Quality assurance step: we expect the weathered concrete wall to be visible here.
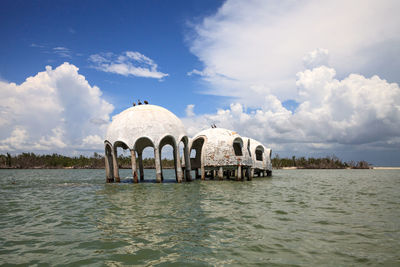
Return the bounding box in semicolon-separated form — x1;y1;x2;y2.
190;128;252;167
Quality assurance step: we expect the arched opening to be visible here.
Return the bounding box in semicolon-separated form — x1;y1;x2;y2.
190;137;205;179
104;142;114;182
255;145;264;161
179;136;191;181
114;141;130;181
134;137;155;182
233;137;243;156
159;135;178;182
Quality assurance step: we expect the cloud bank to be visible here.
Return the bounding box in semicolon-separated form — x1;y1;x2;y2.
186;0;400;163
89;51;168;80
188;0;400;104
183;67;400;157
0;63;114;154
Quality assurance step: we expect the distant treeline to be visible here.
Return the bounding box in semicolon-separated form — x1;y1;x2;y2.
272;155;370;169
0;152;174;169
0;152;370;169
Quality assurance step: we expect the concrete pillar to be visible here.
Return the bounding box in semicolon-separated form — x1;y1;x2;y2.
138;152;144;181
159;150;164;181
154;147;162;183
184;143;192;181
201;164;205;180
173;147;178;180
105;146;113;183
112;146;120;182
247;167;252;181
130;149;138;183
218;167;223;180
250;168;254;180
211;170;216;180
175;146;183;183
237;165;242;181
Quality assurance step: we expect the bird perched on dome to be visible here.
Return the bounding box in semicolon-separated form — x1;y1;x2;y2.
138;99;142;105
144;100;149;104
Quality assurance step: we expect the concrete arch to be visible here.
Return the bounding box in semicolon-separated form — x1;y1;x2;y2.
159;134;177;149
190;135;207;180
111;140;130;182
134;136;155;154
159;134;182;183
132;137;156;182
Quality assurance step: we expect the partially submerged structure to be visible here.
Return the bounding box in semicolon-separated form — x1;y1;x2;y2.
189;128;253;180
104;105;272;183
104;104;191;183
244;137;272;177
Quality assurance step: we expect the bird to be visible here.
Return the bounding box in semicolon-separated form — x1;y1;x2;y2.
144;100;149;104
138;99;142;105
213;124;217;128
133;102;136;106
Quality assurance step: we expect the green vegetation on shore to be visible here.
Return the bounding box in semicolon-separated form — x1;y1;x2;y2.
0;152;370;169
0;152;174;169
272;155;370;169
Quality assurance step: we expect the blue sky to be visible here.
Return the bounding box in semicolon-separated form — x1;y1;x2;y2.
0;0;223;116
1;0;400;165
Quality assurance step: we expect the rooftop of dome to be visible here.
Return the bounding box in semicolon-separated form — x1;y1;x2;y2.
105;104;186;149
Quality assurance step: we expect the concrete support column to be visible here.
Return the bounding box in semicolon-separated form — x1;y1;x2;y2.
175;146;183;183
237;165;242;181
112;146;120;182
154;147;162;183
130;149;138;183
211;170;216;180
218;167;224;180
159;150;164;181
250;168;254;180
184;144;192;181
105;146;113;183
173;147;178;180
247;167;252;181
138;152;144;181
201;164;205;180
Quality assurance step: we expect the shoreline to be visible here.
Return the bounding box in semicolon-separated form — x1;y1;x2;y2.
2;166;399;170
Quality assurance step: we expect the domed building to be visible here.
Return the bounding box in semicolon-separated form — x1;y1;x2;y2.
243;137;272;177
104;104;191;183
189;128;253;180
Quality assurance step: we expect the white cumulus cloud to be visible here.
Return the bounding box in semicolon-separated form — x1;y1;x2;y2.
185;0;400;163
0;63;114;154
182;66;400;158
189;0;400;105
89;51;168;80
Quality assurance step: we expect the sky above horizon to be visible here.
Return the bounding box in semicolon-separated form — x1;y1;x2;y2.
1;0;400;166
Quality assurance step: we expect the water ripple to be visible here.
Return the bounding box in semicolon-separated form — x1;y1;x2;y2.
0;169;400;266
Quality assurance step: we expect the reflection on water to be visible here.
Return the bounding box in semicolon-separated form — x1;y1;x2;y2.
0;169;400;266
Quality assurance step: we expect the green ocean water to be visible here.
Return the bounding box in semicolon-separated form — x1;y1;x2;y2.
0;169;399;266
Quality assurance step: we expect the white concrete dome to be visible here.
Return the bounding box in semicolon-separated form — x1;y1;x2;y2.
105;104;186;150
243;137;269;170
190;128;252;167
